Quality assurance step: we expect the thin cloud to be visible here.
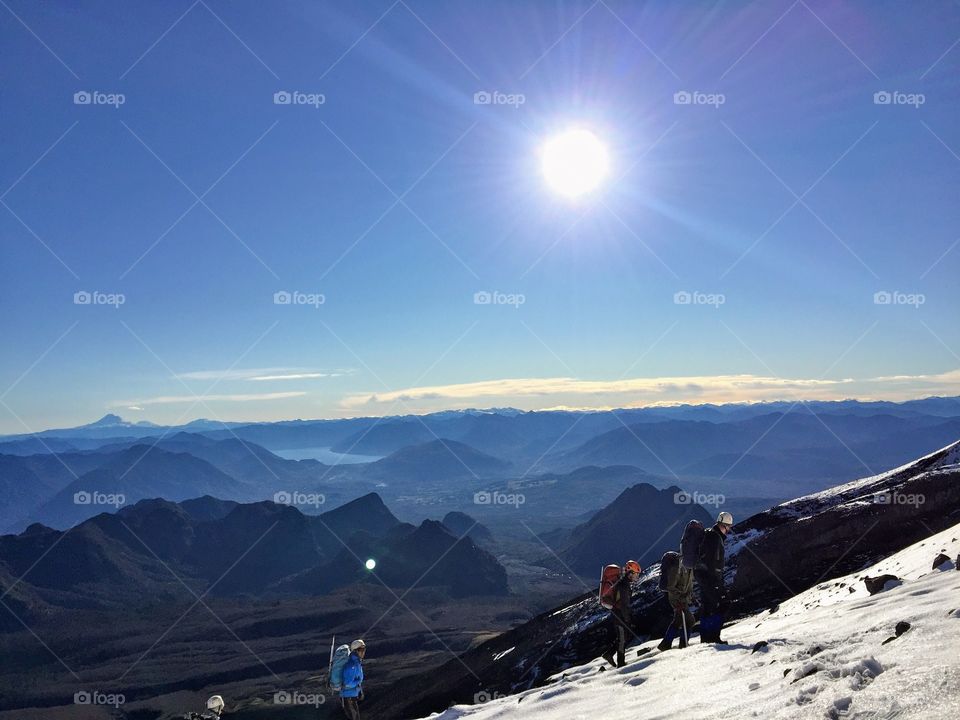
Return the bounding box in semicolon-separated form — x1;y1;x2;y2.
176;368;352;382
249;372;340;381
113;391;307;407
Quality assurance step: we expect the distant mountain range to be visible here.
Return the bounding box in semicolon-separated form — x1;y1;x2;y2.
3;397;960;540
6;395;959;450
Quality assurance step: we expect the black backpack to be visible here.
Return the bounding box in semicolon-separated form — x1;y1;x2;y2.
658;551;680;591
679;520;705;570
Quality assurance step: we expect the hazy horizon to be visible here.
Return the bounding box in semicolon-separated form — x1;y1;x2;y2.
5;389;959;437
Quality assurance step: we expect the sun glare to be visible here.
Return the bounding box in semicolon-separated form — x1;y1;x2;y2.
540;128;610;198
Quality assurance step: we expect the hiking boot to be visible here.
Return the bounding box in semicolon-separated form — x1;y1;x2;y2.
657;638;672;651
601;651;617;667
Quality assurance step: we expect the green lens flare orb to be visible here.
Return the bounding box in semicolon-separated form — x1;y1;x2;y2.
365;558;376;570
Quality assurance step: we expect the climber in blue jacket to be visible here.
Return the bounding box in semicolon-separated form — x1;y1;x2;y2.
341;639;366;720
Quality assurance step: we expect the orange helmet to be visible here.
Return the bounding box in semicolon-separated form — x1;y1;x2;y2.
624;560;641;576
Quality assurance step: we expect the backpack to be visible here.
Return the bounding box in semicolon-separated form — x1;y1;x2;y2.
598;564;622;609
658;551;679;591
679;520;705;570
328;643;352;693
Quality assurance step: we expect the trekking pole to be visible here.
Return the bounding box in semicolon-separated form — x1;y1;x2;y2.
681;608;687;645
328;635;335;678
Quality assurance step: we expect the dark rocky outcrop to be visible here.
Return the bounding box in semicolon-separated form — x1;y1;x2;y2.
864;575;901;595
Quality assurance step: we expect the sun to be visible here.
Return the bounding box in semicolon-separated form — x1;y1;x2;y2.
540;128;610;198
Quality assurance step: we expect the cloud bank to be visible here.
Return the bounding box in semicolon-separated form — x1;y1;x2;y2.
340;369;960;413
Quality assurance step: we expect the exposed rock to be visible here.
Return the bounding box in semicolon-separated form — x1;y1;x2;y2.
896;621;911;636
933;553;951;569
864;574;900;595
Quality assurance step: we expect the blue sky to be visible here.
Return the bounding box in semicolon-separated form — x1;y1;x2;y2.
1;0;959;433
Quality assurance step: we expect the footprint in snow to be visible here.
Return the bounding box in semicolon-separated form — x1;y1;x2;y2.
826;695;853;720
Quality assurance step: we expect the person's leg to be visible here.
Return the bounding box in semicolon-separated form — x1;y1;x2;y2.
616;624;626;667
658;614;678;650
697;575;721;642
601;613;618;665
342;697;360;720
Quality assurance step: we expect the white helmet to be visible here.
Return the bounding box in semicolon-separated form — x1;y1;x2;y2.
717;511;734;526
206;695;225;713
350;638;366;652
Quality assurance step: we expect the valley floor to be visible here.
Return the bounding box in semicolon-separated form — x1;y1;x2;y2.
429;523;960;720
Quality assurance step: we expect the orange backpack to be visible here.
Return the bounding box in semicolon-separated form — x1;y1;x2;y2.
598;564;622;609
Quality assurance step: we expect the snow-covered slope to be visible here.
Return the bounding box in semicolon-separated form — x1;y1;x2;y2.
429;524;960;720
727;439;960;610
773;439;960;519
